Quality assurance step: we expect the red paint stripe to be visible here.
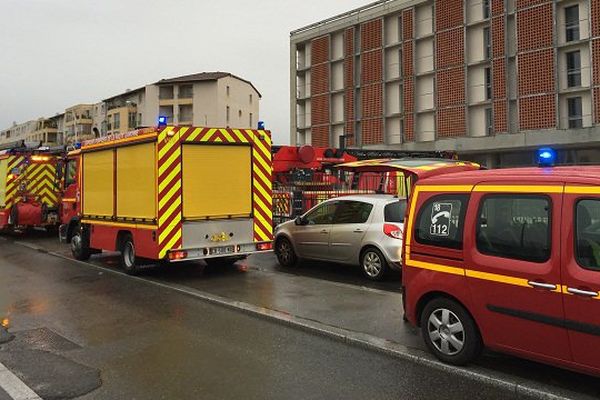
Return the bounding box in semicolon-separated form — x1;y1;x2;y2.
253;156;272;181
158;171;182;200
253;209;273;233
159;222;183;247
252;141;272;165
238;129;254;143
178;128;192;142
253;187;272;210
158;191;182;217
158;139;181;164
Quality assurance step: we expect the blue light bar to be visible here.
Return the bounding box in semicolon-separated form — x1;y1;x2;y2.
257;121;265;130
537;147;556;167
158;116;168;126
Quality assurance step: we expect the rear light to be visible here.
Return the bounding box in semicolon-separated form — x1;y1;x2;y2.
383;223;403;239
256;242;273;251
168;250;188;260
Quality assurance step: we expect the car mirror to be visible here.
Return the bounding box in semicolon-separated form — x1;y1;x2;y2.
295;216;305;226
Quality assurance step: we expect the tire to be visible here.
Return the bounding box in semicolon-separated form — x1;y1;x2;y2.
71;224;91;261
275;237;298;267
360;247;388;281
119;234;139;275
420;297;482;366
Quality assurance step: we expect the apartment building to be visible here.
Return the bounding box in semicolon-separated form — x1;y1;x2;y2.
0;71;261;146
290;0;600;167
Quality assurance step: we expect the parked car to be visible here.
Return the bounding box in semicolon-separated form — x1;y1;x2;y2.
274;195;406;280
403;162;600;377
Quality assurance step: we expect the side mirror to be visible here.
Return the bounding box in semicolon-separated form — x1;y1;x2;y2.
295;216;305;226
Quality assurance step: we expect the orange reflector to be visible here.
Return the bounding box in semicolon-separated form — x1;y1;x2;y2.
168;251;188;260
256;242;273;251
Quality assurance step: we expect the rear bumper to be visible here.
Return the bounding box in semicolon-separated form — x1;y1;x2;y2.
166;242;273;263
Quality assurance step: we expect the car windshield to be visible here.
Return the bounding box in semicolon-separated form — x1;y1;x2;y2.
384;200;407;223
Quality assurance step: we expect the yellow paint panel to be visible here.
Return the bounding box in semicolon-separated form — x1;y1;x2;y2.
0;159;6;207
83;150;114;217
117;143;157;220
182;145;252;219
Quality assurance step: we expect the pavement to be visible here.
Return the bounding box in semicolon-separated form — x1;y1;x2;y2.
2;231;600;399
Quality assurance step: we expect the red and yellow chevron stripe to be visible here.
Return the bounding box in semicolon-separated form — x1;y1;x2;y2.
156;126;273;259
26;162;58;206
4;156;25;208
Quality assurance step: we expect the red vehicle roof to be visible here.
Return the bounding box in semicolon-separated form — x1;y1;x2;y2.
420;166;600;186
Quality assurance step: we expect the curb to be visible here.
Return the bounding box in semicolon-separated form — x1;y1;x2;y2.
12;240;590;400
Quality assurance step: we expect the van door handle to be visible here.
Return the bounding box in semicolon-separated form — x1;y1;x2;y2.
567;287;599;297
528;281;557;290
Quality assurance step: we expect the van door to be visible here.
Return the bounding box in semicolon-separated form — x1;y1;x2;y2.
561;191;600;372
463;185;570;361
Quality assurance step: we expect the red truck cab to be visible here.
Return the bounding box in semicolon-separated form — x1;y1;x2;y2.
403;163;600;377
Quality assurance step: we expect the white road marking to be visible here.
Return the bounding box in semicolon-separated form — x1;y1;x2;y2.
0;362;42;400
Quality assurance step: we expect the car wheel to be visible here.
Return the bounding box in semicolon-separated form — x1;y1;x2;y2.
360;247;388;281
275;237;298;267
420;297;482;366
71;224;91;261
119;234;139;275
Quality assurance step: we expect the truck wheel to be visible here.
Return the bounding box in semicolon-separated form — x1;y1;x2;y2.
119;234;139;275
71;225;91;261
360;247;388;281
420;297;482;366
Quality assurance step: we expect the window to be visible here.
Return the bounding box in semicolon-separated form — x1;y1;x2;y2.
483;27;491;59
566;50;581;87
249;94;253;104
485;107;493;135
384;200;407;222
565;5;580;42
179;84;193;99
304;201;338;225
334;201;373;224
568;97;583;128
485;67;492;100
483;0;491;19
128;112;136;129
226;86;230;96
575;199;600;271
64;159;77;187
476;195;551;262
415;195;469;249
113;113;120;130
226;106;230;126
249;112;253;127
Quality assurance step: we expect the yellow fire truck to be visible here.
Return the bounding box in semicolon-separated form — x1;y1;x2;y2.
59;126;274;274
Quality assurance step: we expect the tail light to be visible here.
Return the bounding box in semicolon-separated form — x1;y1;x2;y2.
168;250;188;260
256;242;273;251
383;223;403;239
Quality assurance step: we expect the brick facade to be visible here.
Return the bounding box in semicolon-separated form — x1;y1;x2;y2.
311;95;329;126
360;18;384;146
518;49;554;96
362;50;383;84
310;63;329;96
310;35;330;146
402;9;413;40
362;118;384;144
437;67;465;108
362;83;383;119
595;88;600;124
492;59;506;99
519;95;555;130
491;0;504;16
311;36;330;66
516;4;553;52
437;107;466;137
591;0;600;37
516;0;548;10
436;28;464;69
491;16;505;59
435;0;463;31
593;39;600;87
494;100;508;133
402;8;415;142
361;19;383;51
344;27;355;145
311;125;330;147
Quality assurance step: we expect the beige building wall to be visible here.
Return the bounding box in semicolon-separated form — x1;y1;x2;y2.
215;76;259;129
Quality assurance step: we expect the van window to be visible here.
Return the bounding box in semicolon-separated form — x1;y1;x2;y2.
476;195;550;263
334;201;373;224
415;195;469;249
575;199;600;271
384;200;407;223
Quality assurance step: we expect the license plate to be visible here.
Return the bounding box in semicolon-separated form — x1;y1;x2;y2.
209;245;235;256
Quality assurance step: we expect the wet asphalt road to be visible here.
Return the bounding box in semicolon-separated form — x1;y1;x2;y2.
0;236;545;400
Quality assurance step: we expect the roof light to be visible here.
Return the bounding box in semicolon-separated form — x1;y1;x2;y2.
537;147;556;167
257;121;265;130
158;116;168;126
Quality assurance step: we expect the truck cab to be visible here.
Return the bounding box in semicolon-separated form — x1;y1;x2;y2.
403;157;600;377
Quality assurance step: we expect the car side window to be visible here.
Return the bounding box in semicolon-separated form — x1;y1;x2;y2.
575;199;600;271
65;160;77;187
304;202;337;225
415;195;469;249
476;195;551;263
334;201;373;224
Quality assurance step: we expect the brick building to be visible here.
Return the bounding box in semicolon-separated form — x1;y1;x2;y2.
290;0;600;167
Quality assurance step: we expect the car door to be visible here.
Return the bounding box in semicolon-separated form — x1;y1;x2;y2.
328;200;373;262
561;191;600;372
294;200;338;260
463;185;571;362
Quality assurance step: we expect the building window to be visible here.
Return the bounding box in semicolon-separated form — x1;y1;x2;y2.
138;113;143;126
249;112;253;127
128;112;136;129
159;86;174;100
565;5;580;42
113;113;120;130
566;50;582;87
483;0;491;19
485;67;492;100
179;84;193;99
226;106;230;126
485;107;493;135
568;96;583;128
483;27;491;59
249;94;253;104
477;195;551;263
227;86;230;96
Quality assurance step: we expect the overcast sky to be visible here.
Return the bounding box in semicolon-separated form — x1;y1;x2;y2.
0;0;369;144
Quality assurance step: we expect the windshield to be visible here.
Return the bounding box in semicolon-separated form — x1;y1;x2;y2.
384;200;407;223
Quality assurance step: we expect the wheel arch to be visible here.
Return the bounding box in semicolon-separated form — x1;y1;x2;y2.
415;291;481;336
116;230;133;251
65;217;81;243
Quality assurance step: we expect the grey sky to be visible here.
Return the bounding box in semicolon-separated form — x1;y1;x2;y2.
0;0;368;145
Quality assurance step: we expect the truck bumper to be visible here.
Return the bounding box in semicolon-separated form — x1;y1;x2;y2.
165;242;273;263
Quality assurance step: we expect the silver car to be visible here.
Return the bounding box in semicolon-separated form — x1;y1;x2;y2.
273;195;406;281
